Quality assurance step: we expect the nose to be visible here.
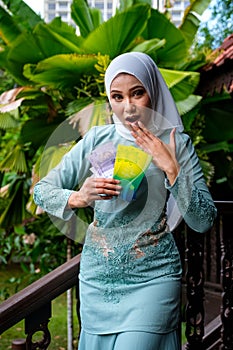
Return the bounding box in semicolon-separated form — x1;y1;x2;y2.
124;98;136;114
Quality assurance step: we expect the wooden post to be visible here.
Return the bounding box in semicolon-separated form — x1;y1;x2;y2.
11;339;26;350
25;303;51;350
184;226;205;350
219;209;233;350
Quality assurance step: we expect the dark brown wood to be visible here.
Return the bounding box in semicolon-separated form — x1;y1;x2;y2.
203;315;222;349
196;34;233;96
25;303;51;350
184;227;205;350
11;339;26;350
219;209;233;350
0;254;81;334
26;320;51;350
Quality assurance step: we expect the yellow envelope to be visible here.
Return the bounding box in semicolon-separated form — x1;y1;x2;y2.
113;145;152;201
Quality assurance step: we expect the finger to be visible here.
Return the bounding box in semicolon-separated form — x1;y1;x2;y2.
94;178;121;185
136;121;155;140
137;121;155;137
169;128;176;153
130;125;154;145
94;179;121;196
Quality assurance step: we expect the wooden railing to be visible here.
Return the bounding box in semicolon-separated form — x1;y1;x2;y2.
0;201;232;349
0;254;81;349
180;201;233;350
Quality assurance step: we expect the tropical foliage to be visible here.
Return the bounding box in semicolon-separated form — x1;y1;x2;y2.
0;0;232;263
195;0;233;49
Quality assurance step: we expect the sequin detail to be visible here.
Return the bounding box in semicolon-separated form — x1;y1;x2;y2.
81;226;181;304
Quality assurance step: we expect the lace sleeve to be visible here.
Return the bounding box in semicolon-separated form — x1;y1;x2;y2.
165;132;217;233
165;168;217;233
33;128;96;220
33;184;75;220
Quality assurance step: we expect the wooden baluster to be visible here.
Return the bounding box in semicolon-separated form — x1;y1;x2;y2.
184;226;205;350
220;212;233;350
25;303;51;350
75;263;81;339
11;338;26;349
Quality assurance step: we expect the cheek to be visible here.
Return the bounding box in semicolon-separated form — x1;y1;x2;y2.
110;102;123;116
143;96;152;109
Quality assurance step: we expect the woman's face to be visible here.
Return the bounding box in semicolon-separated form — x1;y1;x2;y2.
109;73;152;130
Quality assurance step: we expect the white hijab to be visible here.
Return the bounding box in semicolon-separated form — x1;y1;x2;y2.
104;52;183;231
104;52;184;140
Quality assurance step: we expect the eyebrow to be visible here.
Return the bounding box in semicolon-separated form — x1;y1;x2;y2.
110;85;144;93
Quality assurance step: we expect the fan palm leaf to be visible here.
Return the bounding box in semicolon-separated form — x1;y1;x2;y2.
0;176;30;227
0;145;28;173
23;54;99;88
176;94;202;116
0;113;19;129
81;4;151;57
71;0;103;37
160;68;200;101
142;9;187;67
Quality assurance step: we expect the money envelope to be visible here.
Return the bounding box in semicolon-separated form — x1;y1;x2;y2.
113;145;152;202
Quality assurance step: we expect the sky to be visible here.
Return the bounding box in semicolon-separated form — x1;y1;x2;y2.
23;0;44;16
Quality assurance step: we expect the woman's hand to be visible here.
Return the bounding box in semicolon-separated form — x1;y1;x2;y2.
130;121;180;185
68;177;122;208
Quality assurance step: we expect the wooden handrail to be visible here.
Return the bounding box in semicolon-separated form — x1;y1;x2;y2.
214;200;233;213
203;316;222;349
0;253;81;334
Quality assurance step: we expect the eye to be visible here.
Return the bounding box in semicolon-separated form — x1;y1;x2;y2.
132;88;145;97
111;93;123;101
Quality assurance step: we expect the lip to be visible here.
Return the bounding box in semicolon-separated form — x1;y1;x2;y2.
125;115;139;123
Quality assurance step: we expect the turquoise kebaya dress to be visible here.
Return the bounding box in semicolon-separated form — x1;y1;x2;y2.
33;124;217;350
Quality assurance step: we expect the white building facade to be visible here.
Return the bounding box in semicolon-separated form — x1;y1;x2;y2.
43;0;190;27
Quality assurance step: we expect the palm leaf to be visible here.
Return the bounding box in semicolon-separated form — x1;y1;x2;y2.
199;159;215;187
160;68;200;101
69;100;112;136
1;0;43;30
0;113;19;129
141;9;187;67
201;141;233;153
0;6;22;45
131;38;166;54
3;18;84;84
4;32;48;85
65;97;93;117
71;0;96;37
23;54;99;88
81;4;151;57
39;144;74;179
33;19;84;56
0;145;28;173
0;176;30;228
176;94;202;116
0;86;47;115
202;99;233;142
21;107;83;150
180;0;212;47
89;7;103;28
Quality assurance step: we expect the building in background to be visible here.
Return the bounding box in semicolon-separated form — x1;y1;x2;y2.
43;0;190;27
167;0;190;26
43;0;118;25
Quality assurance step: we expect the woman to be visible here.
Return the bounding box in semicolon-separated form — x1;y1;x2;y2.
34;52;217;349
